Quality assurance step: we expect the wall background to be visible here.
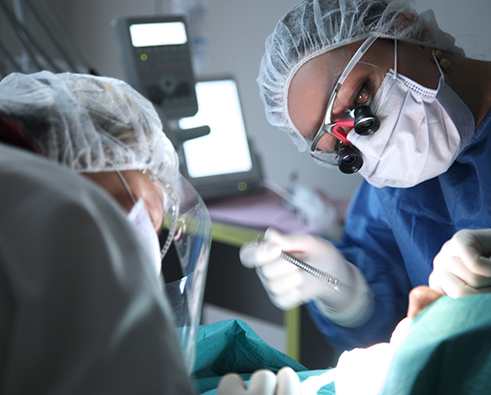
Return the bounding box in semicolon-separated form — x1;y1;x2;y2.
58;0;491;200
1;0;488;369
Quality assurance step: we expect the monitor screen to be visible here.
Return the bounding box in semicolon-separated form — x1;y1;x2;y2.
129;22;187;47
179;78;253;179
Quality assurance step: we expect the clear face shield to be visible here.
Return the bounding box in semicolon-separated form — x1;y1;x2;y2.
149;172;212;373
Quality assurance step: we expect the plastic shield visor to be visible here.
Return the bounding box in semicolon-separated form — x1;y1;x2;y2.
157;174;212;373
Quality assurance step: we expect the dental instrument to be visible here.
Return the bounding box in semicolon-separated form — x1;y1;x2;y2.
280;251;352;294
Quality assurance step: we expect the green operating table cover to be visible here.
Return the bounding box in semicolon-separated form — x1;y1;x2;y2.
192;319;335;395
381;293;491;395
193;295;491;395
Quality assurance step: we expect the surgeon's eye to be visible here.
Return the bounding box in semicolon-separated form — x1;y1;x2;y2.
354;83;370;106
341;82;372;117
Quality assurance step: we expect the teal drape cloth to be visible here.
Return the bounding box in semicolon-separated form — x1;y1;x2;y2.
192;294;491;395
381;293;491;395
192;319;335;395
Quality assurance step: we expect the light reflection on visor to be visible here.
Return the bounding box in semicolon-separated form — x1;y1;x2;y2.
156;174;212;373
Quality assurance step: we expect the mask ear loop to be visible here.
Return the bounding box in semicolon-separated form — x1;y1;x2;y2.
140;170;181;260
393;39;398;80
159;184;179;260
141;171;180;261
432;49;446;77
116;170;137;204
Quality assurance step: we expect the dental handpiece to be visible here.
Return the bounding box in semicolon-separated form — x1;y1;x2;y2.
280;251;350;294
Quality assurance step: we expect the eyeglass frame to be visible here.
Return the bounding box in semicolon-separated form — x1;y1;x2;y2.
309;36;378;159
141;169;180;260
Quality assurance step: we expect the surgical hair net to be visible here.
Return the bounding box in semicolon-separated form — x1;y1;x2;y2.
257;0;465;151
0;70;178;184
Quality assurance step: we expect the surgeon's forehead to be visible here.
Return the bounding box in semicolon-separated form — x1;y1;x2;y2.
287;44;357;140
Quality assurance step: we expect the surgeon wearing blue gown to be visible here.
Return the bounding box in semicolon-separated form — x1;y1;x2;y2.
0;71;199;394
240;0;491;352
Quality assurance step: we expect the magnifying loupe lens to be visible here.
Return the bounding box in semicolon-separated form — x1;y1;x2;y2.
337;145;363;174
354;105;380;136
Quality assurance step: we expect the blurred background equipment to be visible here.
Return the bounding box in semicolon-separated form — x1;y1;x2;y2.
0;0;96;77
177;76;264;200
113;15;200;122
114;15;264;201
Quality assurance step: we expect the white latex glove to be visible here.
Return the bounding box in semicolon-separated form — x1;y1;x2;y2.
217;367;300;395
429;228;491;298
240;228;373;327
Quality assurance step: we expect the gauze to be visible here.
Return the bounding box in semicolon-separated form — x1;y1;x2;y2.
127;199;162;275
347;69;474;188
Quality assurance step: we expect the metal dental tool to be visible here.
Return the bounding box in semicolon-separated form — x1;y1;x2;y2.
280;251;351;294
254;234;354;295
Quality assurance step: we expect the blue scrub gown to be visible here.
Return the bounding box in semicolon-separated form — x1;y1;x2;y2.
307;109;491;351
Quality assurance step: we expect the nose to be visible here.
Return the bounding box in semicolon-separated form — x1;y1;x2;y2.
332;119;355;143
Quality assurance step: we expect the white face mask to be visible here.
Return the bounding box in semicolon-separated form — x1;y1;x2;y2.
347;65;475;189
127;198;162;275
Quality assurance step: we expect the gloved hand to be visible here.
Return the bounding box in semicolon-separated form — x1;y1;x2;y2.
429;228;491;297
240;228;373;327
217;367;300;395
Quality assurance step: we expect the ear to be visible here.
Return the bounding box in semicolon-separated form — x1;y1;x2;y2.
395;11;434;44
395;11;418;30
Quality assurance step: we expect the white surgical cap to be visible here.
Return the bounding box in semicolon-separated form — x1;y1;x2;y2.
0;70;178;185
257;0;464;151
